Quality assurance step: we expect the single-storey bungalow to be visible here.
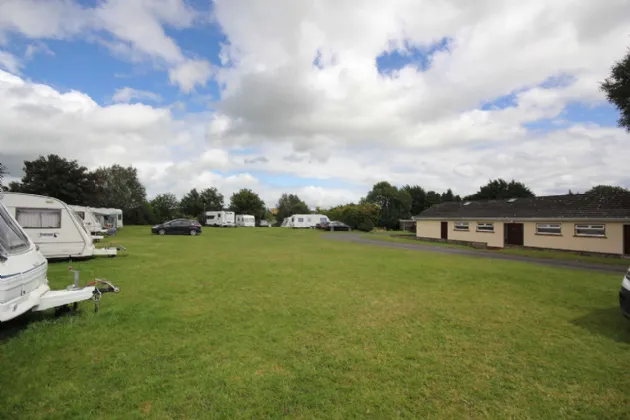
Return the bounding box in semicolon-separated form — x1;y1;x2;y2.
412;192;630;256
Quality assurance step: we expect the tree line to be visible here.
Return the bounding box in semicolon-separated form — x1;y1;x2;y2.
0;154;627;230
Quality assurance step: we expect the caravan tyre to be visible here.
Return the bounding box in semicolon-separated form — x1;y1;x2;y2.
159;229;166;235
190;230;197;236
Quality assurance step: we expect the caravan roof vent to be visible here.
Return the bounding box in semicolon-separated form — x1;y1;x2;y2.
508;198;518;203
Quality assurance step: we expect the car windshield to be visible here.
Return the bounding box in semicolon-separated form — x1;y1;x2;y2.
0;203;30;257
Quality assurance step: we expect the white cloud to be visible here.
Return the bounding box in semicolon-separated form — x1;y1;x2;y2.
0;50;22;74
2;1;630;210
168;59;214;93
0;0;92;40
24;42;55;60
210;0;630;152
112;87;162;103
0;0;212;93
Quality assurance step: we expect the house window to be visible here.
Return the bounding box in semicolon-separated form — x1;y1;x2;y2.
536;223;561;235
476;222;494;233
575;224;605;237
454;222;469;231
16;208;62;229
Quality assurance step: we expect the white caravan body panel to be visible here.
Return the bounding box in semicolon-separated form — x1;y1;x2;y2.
289;214;330;228
236;214;255;227
70;205;107;235
2;193;96;259
0;201;50;321
205;211;236;227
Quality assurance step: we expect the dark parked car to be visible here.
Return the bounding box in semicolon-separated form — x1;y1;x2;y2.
319;221;351;231
152;219;202;236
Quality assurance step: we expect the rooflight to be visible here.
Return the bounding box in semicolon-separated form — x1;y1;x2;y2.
508;198;518;203
463;201;471;206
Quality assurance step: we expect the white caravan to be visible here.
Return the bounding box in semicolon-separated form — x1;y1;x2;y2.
236;214;255;227
289;214;330;228
70;205;107;238
0;200;120;322
206;211;236;227
2;193;119;260
92;208;122;229
281;217;291;227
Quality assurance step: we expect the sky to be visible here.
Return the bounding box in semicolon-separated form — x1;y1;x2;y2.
0;0;629;209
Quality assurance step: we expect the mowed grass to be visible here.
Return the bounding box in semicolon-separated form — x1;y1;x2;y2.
1;226;630;419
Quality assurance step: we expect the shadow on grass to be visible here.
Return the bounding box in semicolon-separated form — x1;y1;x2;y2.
571;307;630;344
0;307;79;342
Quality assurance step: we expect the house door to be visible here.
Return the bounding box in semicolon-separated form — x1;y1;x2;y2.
440;222;448;240
505;223;524;246
624;225;630;255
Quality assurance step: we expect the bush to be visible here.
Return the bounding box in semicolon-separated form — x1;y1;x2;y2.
357;219;374;232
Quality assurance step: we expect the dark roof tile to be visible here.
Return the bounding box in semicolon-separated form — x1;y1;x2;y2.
414;192;630;220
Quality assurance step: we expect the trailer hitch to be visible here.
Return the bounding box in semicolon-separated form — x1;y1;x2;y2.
67;267;120;313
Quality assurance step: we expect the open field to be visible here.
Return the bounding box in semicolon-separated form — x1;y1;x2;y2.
362;232;630;267
1;226;630;419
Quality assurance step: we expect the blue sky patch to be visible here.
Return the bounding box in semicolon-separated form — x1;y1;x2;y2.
376;37;451;74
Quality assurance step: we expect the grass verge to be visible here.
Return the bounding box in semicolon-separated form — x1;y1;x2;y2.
1;226;629;419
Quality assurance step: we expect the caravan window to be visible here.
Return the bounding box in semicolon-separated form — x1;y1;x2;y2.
207;215;215;220
117;214;122;220
320;217;327;222
76;211;85;219
0;205;30;256
16;208;62;229
298;218;304;222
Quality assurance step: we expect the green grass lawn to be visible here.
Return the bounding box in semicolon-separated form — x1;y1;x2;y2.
1;226;629;419
362;232;630;267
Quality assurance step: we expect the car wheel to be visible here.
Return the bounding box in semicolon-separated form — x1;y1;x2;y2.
190;229;197;236
159;229;166;235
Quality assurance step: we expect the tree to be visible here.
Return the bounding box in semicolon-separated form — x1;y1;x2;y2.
364;181;412;230
441;188;456;202
125;200;156;225
91;164;146;209
275;193;310;225
180;188;204;220
151;193;180;223
584;185;629;195
11;154;102;205
199;187;224;212
401;185;427;216
323;202;380;232
465;178;535;201
178;187;225;223
229;189;266;221
0;163;6;192
601;47;630;132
